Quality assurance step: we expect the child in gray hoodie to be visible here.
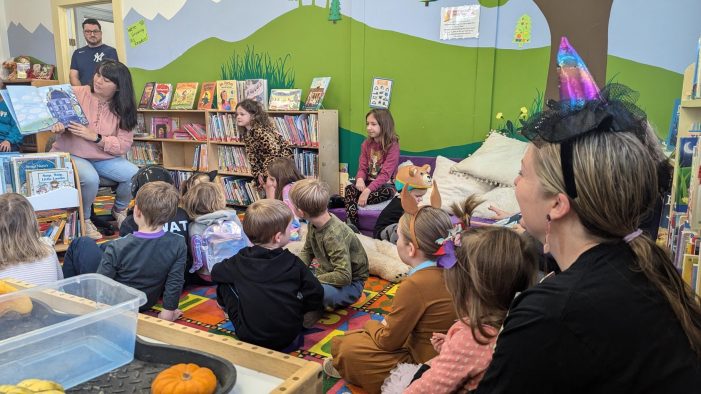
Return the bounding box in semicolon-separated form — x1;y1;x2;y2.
182;182;250;283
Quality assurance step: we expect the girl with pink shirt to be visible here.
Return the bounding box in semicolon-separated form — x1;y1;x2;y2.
50;59;138;239
344;108;400;226
382;199;538;394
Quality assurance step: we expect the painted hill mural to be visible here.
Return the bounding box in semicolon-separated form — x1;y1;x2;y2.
128;6;682;174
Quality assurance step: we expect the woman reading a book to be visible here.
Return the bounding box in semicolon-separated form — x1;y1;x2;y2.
235;99;293;188
473;39;701;393
50;59;137;240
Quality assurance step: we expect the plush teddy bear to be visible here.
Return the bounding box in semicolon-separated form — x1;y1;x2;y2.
2;60;17;80
394;164;433;192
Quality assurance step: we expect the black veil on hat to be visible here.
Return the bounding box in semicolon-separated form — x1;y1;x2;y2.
520;37;648;199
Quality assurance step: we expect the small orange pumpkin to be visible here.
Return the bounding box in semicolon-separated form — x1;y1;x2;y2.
151;363;217;394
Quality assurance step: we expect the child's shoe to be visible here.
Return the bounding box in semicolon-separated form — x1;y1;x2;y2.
84;219;102;240
323;358;341;379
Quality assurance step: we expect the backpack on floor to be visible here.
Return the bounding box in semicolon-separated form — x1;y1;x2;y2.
190;218;247;278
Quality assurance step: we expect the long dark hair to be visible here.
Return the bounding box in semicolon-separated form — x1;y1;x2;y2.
90;59;137;131
267;157;305;200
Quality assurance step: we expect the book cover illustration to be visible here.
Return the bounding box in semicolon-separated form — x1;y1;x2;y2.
152;117;172;138
11;153;68;196
3;84;89;135
198;82;216;110
370;77;393;109
304;77;331;110
216;80;238;111
170;82;199;110
0;152;21;193
151;83;173;110
29;64;54;80
138;82;156;109
269;89;302;111
244;79;268;109
27;168;75;196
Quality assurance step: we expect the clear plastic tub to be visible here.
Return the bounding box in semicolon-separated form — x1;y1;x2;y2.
0;274;147;388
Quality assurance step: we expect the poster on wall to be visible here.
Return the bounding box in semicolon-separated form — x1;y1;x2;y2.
440;5;480;40
369;78;393;109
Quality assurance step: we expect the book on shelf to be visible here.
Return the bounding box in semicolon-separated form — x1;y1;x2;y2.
151;116;180;138
37;210;80;245
216;80;238;111
272;113;318;147
304;77;331;110
182;123;207;141
138;82;156;109
220;176;262;206
693;36;701;99
134;113;148;136
208;112;241;142
170;82;199;110
244;79;268;109
10;152;72;196
269;89;302;111
217;145;251;174
0;84;89;135
127;141;162;166
192;144;208;171
28;64;54;80
151;83;173;110
369;77;393;109
0;152;21;193
27;168;75;196
198;82;216;110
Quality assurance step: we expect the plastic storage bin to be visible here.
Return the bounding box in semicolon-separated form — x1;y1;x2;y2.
0;274;147;388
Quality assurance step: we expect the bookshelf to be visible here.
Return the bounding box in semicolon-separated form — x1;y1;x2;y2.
667;62;701;296
26;158;86;252
133;109;339;208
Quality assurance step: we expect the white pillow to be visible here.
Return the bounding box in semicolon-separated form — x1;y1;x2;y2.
451;132;528;186
472;187;520;218
422;156;494;213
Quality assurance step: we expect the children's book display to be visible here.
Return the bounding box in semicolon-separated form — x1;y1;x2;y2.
0;84;88;135
0;152;73;196
170;82;199;110
268;89;302;111
369;77;393;109
304;77;331;110
198;82;216;110
151;83;173;110
216;80;238;111
244;79;268;109
138;82;156;109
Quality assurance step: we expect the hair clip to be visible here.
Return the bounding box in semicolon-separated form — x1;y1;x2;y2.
434;224;462;269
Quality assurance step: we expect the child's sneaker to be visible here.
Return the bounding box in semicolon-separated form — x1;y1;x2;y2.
112;207;127;228
84;219;102;240
323;358;341;379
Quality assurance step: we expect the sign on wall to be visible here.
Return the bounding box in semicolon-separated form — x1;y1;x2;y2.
440;5;480;40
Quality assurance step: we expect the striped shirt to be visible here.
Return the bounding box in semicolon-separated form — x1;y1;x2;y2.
0;238;63;285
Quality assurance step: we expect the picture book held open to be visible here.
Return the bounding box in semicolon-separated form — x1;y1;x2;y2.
1;84;89;135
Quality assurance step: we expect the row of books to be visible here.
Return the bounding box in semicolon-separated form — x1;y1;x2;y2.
138;77;331;112
127;142;162;166
272;114;319;147
134;114;207;141
192;144;208;171
37;209;80;245
293;150;319;178
217;146;250;174
208;113;244;142
0;152;75;196
220;176;262;206
168;170;196;192
668;216;701;296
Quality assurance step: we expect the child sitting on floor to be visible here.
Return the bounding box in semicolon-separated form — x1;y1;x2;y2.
182;182;249;282
373;164;433;242
289;179;369;315
63;181;186;321
211;199;323;351
0;193;62;285
265;157;305;241
382;198;539;393
324;184;457;394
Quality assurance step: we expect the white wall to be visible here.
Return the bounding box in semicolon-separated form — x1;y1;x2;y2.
0;0;11;61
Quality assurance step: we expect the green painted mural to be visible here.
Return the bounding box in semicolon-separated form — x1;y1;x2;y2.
129;6;683;175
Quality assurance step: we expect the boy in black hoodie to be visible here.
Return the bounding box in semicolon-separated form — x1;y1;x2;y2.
211;199;323;351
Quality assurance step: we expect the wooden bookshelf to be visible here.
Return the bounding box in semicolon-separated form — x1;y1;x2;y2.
133;109;339;208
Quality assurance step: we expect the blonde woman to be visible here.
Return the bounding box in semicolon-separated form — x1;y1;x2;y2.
0;193;62;285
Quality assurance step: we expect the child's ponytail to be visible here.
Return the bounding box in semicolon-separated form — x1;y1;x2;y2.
451;195;484;228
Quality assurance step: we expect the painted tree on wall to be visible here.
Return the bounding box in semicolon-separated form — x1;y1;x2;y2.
329;0;341;23
534;0;614;101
